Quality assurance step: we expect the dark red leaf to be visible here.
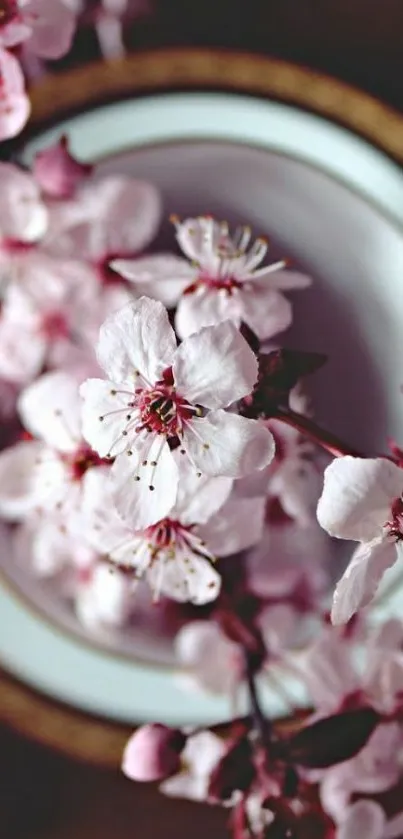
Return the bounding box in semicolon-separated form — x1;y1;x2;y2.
285;707;380;768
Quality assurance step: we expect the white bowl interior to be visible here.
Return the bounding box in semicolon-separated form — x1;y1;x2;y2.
1;92;403;725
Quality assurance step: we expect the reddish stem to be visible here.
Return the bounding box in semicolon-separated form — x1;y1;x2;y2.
273;407;363;459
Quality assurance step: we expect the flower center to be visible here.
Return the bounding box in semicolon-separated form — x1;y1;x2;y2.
40;310;70;341
100;367;201;463
68;445;108;482
386;496;403;541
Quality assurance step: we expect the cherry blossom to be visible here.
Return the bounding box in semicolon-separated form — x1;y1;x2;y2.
82;455;266;604
0;370;108;523
0;46;30;140
80;297;275;528
317;456;403;624
0;0;76;59
43;174;162;267
33;135;93;199
113;216;311;340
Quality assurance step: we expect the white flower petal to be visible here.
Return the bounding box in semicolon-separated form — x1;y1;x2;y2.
80;378;131;458
147;552;221;605
175;621;241;695
96;298;176;385
174;454;233;525
336;802;386;839
0;441;49;519
111;253;194;308
110;438;179;529
18;371;82;452
174;320;258;409
198;496;266;556
331;537;398;625
237;287;292;341
75;563;130;630
183;410;275;478
0;162;48;242
174;286;242;339
317;456;403;542
161;731;224;801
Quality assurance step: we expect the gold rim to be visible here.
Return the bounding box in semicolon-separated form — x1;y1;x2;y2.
27;48;403;163
3;47;403;767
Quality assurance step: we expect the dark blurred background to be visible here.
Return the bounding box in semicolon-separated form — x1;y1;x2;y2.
2;1;403;836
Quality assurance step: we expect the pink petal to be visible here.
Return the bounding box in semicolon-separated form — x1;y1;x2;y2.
331;537;398;625
0;305;45;384
0;19;32;49
147;551;221;605
237;287;293;341
175;286;242;339
75;562;130;630
22;0;76;59
18;371;82;452
174;217;222;265
198;496;266;556
174;455;233;525
33;135;92;199
96;298;176;385
0;440;48;519
173;320;258;409
175;621;242;694
0;89;30;141
111;438;179;529
0;160;47;240
161;731;225;801
183;410;275;478
80;378;134;458
85;176;161;259
317;456;403;542
336;802;386;839
300;632;358;712
111;253;194;308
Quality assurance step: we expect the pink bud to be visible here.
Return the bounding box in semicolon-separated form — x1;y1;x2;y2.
122;723;186;782
33;135;93;199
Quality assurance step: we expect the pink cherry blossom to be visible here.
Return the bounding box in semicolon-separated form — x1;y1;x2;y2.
122;724;186;783
0;47;30;140
160;730;225;801
33;135;93;199
335;801;387;839
0;371;107;522
82;455;266;604
44;175;162;266
0;0;76;59
317;456;403;624
138;216;310;340
0;255;101;384
80;297;275;529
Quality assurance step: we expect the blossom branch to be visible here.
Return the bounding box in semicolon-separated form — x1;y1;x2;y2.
245;653;271;751
273;406;363;459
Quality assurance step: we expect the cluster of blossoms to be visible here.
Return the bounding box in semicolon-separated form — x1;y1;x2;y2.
0;0;152;141
1;131;403;837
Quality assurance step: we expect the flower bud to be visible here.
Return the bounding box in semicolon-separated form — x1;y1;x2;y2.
122;723;186;783
33;136;92;199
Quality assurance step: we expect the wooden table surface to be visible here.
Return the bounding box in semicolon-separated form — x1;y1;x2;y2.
2;2;403;836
